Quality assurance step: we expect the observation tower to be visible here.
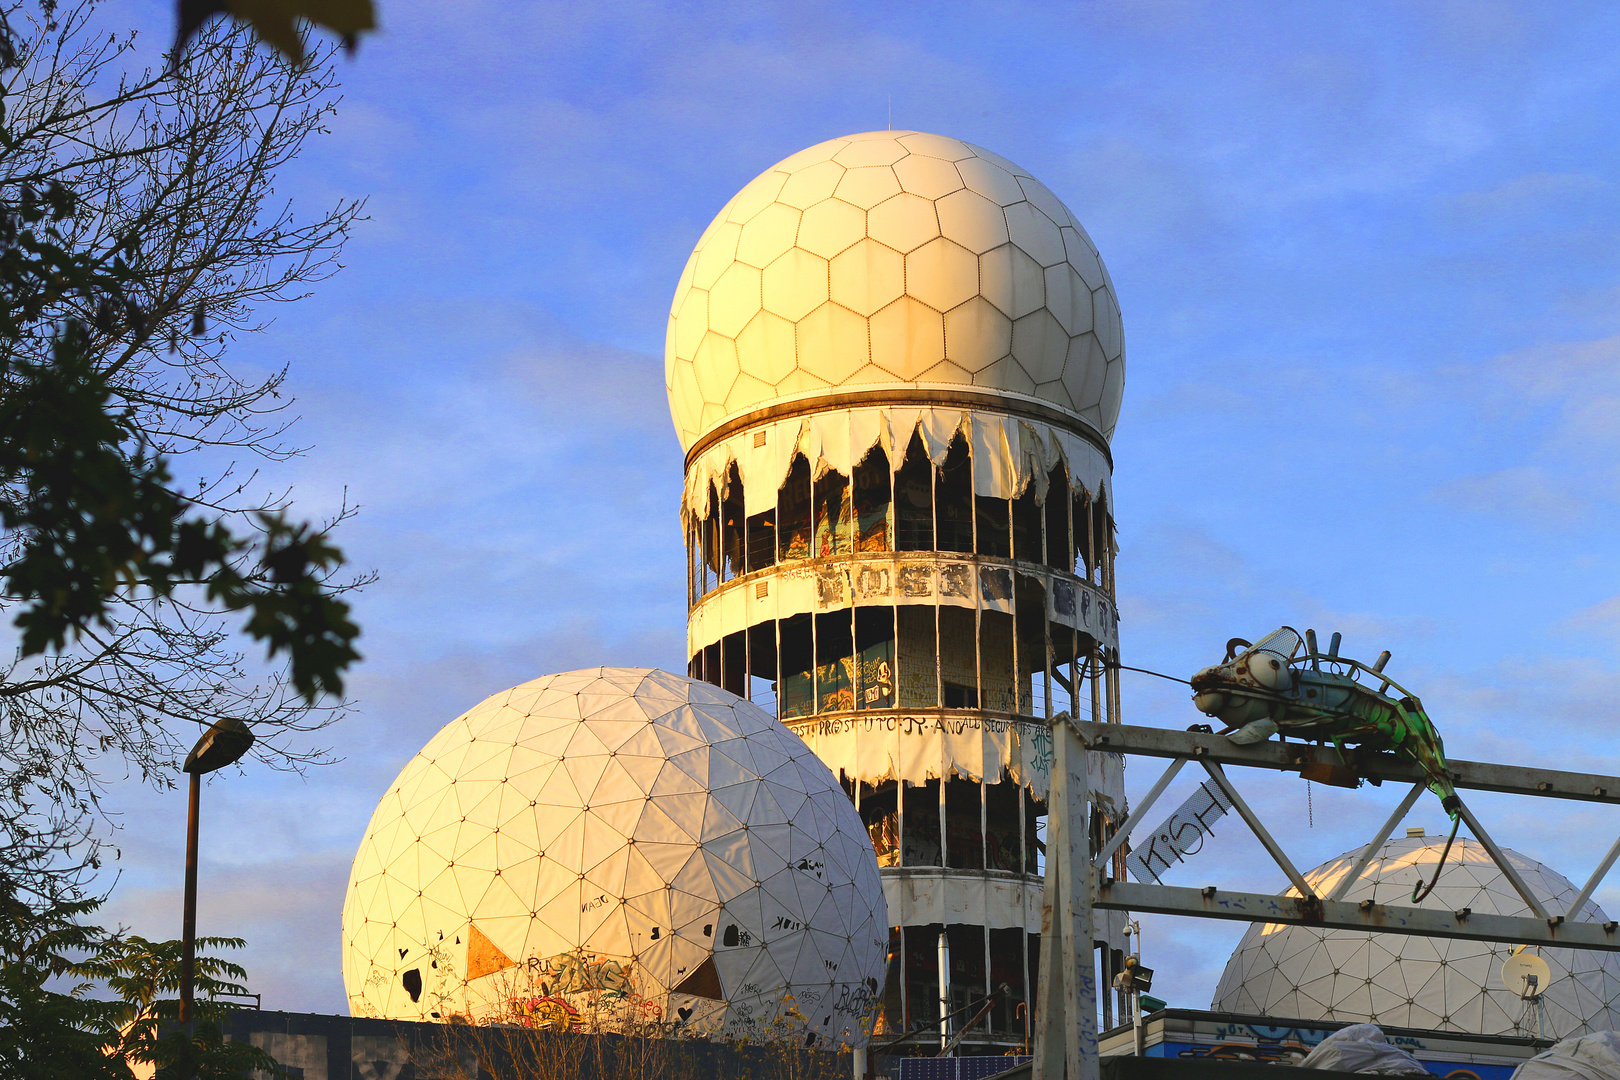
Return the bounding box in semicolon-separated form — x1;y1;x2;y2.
666;130;1128;1052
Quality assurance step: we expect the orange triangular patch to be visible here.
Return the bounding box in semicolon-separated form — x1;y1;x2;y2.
466;923;516;980
672;956;723;1000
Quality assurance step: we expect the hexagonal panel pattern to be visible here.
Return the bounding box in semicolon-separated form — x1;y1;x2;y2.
342;668;887;1047
1211;836;1620;1039
665;131;1125;453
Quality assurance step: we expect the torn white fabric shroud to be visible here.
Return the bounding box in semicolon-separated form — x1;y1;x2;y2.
682;406;1112;523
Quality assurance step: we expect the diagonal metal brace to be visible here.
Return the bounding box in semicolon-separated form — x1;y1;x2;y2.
1326;782;1426;903
1199;760;1315;899
1092;758;1187;871
1453;797;1549;921
1570;835;1620;922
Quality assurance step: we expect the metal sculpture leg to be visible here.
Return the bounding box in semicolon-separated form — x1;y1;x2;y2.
1033;715;1099;1080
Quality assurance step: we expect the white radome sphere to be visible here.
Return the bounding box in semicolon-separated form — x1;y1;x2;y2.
1213;836;1620;1038
341;668;888;1046
665;130;1125;453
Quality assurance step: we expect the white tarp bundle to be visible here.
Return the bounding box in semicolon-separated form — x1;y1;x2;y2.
1298;1025;1429;1075
784;711;1123;807
1513;1032;1620;1080
682;406;1113;525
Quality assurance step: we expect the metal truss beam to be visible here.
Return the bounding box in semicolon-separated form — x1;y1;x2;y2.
1095;879;1620;951
1076;720;1620;804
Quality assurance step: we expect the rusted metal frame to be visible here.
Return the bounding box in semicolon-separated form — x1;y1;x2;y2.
1569;834;1620;921
1074;720;1620;805
1324;782;1427;903
1197;760;1314;899
1091;758;1188;871
1452;798;1550;921
1094;879;1620;951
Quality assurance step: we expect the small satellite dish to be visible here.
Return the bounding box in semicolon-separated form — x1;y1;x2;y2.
1501;952;1553;999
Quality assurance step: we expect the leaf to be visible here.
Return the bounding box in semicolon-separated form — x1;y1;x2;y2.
175;0;377;66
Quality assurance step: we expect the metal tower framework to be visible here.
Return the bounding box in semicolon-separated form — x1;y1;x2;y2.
1032;716;1620;1080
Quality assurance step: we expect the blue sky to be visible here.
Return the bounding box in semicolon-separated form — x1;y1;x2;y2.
98;0;1620;1017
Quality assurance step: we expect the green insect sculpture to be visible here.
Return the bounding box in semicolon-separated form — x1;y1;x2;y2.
1189;627;1459;818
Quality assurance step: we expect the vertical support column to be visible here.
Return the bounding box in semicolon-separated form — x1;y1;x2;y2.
1033;714;1097;1080
938;930;952;1052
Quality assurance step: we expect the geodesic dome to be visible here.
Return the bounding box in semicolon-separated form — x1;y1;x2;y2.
341;668;888;1046
665;130;1125;453
1212;835;1620;1038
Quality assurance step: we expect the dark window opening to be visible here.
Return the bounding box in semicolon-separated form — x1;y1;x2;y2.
989;927;1026;1036
1072;490;1092;579
856;607;895;710
945;777;984;870
779;455;812;562
940;606;979;709
721;629;746;699
946;924;986;1023
979;609;1015;713
721;466;745;582
1091;497;1110;586
895;433;935;552
815;610;855;714
984;778;1023;873
1044;467;1071;573
1027;791;1048;876
702;484;720;594
935;435;973;553
702;641;721;690
903;780;941;866
881;927;904;1036
904;924;943;1030
854;447;892;552
975;496;1011;559
1012;484;1042;564
860;781;899;868
748;621;778;718
1050;623;1078;718
779;613;814;719
897;606;938;708
746;509;776;573
1015;574;1048;716
815;470;851;557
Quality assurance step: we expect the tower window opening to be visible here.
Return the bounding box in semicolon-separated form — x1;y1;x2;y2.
814;469;852;557
896;606;938;708
1044;466;1072;573
984;777;1023;872
703;483;720;594
779;613;814;718
720;629;746;699
687;519;702;605
978;609;1014;713
895;432;934;551
1015;574;1048;716
975;495;1011;559
1090;496;1110;587
946;924;986;1025
1049;623;1079;719
1011;483;1042;565
721;467;745;583
945;776;984;870
1073;490;1093;580
745;509;776;573
702;641;721;690
988;926;1027;1036
940;606;980;709
853;446;891;552
855;606;895;710
935;435;973;554
903;779;942;866
903;924;943;1030
747;621;778;717
779;455;812;562
881;927;903;1036
1028;791;1048;876
815;610;855;714
859;780;899;867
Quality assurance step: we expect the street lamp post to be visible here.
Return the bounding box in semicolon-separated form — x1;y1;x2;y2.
178;718;255;1032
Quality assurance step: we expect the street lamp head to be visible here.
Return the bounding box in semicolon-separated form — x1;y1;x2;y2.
183;718;255;775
